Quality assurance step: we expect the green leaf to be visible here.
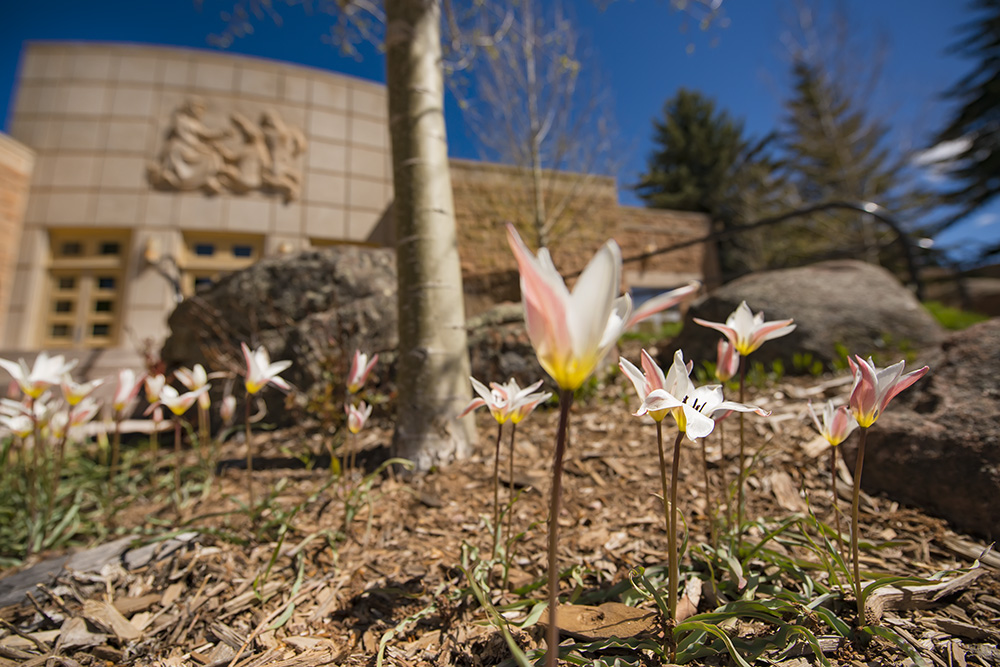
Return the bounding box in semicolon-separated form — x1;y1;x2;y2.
675;620;753;667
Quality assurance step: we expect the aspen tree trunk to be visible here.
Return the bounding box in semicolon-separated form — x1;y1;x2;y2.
386;0;475;470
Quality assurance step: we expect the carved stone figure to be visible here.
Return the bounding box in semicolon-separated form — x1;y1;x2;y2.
147;98;230;194
260;110;306;202
148;99;307;201
216;112;270;193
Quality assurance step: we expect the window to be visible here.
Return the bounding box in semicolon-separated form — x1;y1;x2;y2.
181;233;262;297
45;232;129;348
60;242;82;256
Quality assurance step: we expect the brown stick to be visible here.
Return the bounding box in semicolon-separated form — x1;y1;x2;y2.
245;394;254;508
491;421;503;559
831;446;843;556
545;390;574;667
851;428;869;625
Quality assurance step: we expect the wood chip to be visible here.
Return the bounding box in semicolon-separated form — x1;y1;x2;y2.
82;599;142;642
161;582;186;608
113;593;161;615
547;602;658;641
57;617;107;650
768;471;806;512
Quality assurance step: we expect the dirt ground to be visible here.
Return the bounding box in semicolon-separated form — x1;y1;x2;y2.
2;362;999;666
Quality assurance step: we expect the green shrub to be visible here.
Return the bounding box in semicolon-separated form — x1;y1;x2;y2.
922;300;990;331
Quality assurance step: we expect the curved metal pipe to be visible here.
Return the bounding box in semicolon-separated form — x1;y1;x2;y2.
620;200;925;300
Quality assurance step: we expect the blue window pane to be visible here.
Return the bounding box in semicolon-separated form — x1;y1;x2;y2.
195;243;215;256
233;245;253;258
97;277;115;289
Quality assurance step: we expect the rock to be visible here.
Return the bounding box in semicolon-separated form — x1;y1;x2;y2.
161;246;399;423
666;260;944;371
466;303;548;389
842;318;1000;539
161;247;561;425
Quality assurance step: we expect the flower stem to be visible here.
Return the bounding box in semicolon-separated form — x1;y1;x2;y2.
668;430;683;631
717;417;728;532
700;436;716;549
47;430;69;524
173;416;182;507
506;422;518;557
851;427;868;626
150;422;159;478
245;393;254;508
199;404;209;452
831;446;843;556
503;423;519;592
111;411;122;488
491;421;503;559
737;363;747;552
545;389;574;667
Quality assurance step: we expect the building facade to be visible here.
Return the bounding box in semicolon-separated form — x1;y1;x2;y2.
1;41;714;382
3;42;393;373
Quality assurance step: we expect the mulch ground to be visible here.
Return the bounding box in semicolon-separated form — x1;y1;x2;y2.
2;363;999;666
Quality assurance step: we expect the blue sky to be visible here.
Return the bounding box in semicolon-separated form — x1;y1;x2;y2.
0;0;993;260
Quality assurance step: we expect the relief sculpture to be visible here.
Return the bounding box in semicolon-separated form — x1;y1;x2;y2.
148;97;306;202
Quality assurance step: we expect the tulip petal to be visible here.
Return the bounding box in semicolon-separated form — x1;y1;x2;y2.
625;281;700;329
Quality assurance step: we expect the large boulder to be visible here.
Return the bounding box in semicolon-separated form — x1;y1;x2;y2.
161;247;548;426
842;318;1000;540
161;246;399;421
666;260;944;371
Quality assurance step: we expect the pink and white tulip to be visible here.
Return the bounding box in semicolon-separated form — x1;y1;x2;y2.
808;400;858;447
507;224;632;390
175;364;213;409
460;377;551;424
636;350;769;440
847;356;928;428
157;385;210;417
500;378;552;424
241;343;292;395
625;282;701;329
345;401;373;434
347;350;378;394
220;393;237;425
145;373;167;403
1;352;78;399
61;375;104;406
619;349;692;423
715;339;740;383
113;369;144;415
694;301;795;357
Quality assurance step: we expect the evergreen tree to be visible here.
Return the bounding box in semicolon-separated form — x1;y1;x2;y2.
779;58;935;266
635;89;746;214
933;0;1000;228
636;89;789;275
